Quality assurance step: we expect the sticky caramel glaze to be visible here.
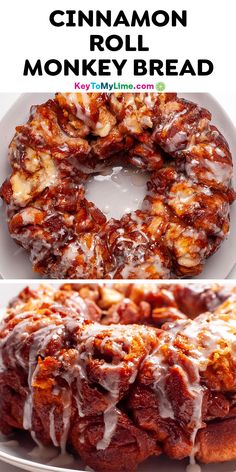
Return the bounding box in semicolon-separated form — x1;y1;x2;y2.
1;93;235;279
1;284;236;470
61;282;231;326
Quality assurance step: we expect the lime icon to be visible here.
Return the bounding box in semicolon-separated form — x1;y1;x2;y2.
156;82;166;92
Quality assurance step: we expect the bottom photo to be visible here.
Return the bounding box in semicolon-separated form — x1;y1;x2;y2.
0;282;236;472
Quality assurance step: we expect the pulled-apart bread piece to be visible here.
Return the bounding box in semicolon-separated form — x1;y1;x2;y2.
1;283;236;471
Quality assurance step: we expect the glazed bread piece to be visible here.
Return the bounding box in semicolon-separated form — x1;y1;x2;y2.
1;284;236;470
61;282;232;325
1;93;235;279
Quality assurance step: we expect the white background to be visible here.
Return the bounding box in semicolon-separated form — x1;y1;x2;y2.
0;0;235;92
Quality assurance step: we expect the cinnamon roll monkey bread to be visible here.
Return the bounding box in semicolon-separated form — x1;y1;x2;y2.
1;282;236;471
1;93;235;278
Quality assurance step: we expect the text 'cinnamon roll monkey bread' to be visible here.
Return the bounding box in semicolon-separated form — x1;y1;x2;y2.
0;93;235;278
1;283;236;471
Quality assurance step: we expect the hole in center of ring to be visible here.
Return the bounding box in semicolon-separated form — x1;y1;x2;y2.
85;165;149;220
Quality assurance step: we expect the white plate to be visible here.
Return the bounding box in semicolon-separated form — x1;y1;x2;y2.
0;285;236;472
0;93;236;279
0;433;236;472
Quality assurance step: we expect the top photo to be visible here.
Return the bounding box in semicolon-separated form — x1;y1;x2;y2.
0;92;235;280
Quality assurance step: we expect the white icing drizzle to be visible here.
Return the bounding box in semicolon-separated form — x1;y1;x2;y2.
165;131;187;152
0;314;40;371
60;389;72;454
75;364;86;418
204;159;232;185
31;430;44;448
49;406;59;447
185;155;232;186
96;370;120;451
144;93;157;109
161;109;188;134
96;405;119;451
61;93;93;127
23;324;59;432
215;147;226;157
153;364;175;420
150;333;203;466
